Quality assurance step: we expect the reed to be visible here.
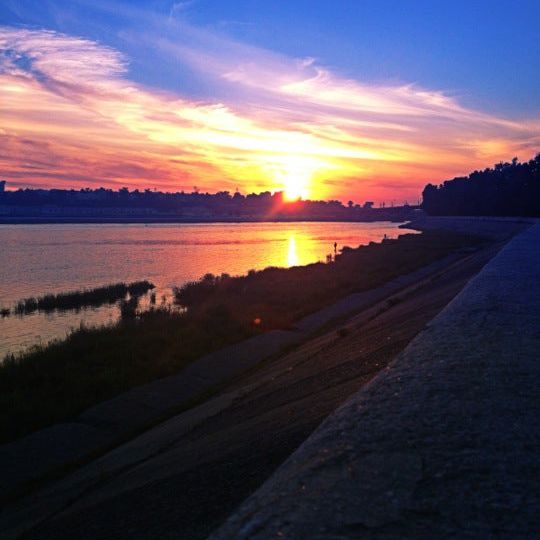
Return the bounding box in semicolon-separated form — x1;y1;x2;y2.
12;280;155;315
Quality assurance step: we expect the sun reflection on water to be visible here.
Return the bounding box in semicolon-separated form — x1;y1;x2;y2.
287;235;299;267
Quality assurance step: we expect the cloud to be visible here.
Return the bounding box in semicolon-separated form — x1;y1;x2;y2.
168;1;197;21
0;23;538;202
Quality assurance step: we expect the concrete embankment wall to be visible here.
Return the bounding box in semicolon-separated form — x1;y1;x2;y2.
211;221;540;539
0;249;466;500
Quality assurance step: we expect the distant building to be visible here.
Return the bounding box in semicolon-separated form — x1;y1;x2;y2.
0;180;5;193
180;206;212;219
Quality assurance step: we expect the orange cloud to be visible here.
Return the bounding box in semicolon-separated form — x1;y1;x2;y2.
0;26;538;202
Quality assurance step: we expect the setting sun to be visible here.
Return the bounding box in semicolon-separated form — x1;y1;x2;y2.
272;156;324;201
283;179;308;201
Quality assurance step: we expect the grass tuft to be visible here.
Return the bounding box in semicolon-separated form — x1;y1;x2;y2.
11;280;155;315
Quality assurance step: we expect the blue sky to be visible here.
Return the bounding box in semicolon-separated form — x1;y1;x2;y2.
1;0;539;200
3;0;539;115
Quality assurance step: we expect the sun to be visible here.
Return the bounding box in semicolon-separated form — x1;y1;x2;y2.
283;177;309;201
273;156;317;201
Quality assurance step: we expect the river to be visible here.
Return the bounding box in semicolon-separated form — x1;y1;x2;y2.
0;221;416;356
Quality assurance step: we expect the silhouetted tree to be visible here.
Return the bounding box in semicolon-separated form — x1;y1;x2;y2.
422;154;540;217
0;184;418;221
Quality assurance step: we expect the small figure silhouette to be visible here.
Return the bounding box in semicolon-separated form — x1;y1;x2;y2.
333;242;337;255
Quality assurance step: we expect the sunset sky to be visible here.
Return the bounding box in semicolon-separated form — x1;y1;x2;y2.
1;0;539;203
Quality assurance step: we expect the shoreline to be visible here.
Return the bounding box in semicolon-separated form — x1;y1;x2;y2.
0;216;410;225
1;223;515;539
1;229;483;446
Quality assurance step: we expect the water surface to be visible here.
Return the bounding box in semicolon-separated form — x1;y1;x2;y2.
0;221;415;356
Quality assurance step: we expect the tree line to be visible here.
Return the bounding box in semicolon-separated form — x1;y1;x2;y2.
0;185;416;221
422;153;540;216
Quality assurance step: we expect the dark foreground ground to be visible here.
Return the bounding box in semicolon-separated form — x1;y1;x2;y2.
212;220;540;540
7;233;509;540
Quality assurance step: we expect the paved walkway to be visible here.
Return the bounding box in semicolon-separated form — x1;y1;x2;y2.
211;221;540;539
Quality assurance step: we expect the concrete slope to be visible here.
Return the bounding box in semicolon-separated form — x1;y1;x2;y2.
211;221;540;539
1;252;471;499
3;216;526;499
0;238;501;540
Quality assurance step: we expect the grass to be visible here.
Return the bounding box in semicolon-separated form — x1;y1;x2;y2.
1;306;252;443
11;280;155;315
175;230;483;329
0;230;484;443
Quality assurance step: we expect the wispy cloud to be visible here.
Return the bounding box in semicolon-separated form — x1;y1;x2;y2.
168;1;197;21
0;22;538;201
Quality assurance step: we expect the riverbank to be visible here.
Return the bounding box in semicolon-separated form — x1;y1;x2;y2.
213;219;540;540
1;217;528;540
0;230;484;445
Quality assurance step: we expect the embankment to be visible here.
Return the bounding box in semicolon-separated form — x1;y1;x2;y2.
212;219;540;539
0;217;529;540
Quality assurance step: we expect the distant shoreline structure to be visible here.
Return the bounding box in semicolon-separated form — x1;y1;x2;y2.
0;213;420;225
0;183;420;224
